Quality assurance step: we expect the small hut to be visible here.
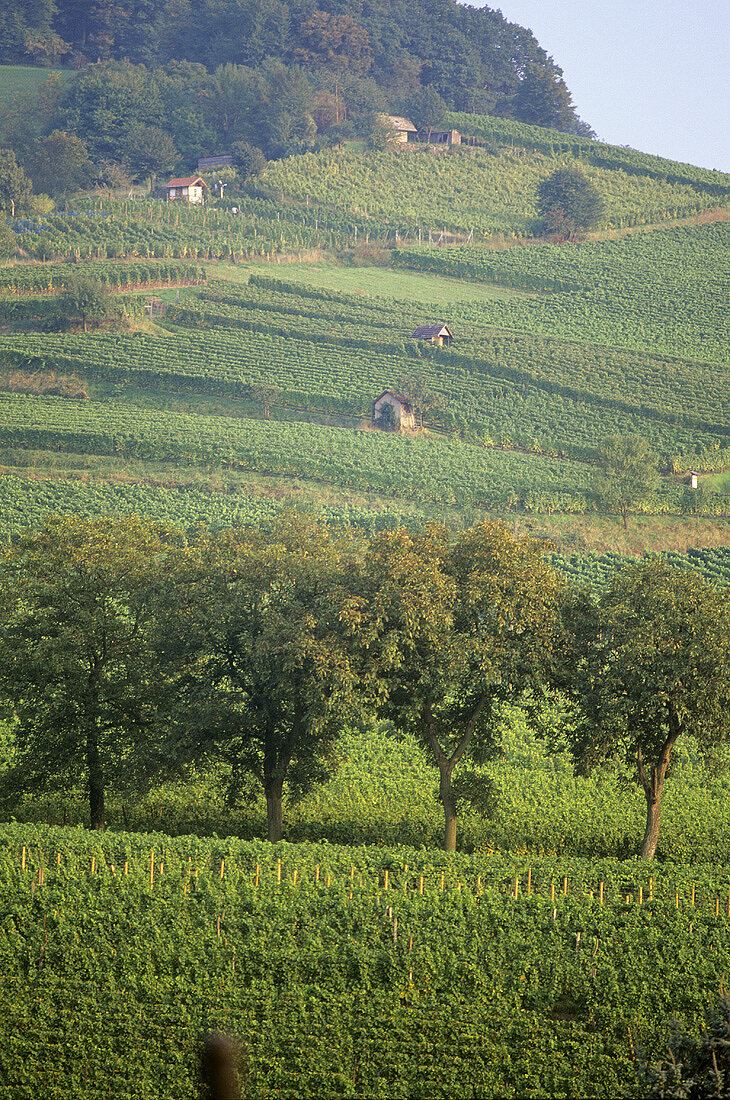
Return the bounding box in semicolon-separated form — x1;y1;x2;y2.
372;390;416;432
197;154;233;171
164;176;209;204
412;323;453;347
383;116;418;143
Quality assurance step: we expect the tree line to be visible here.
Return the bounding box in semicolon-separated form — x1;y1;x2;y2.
1;512;728;861
0;0;587;132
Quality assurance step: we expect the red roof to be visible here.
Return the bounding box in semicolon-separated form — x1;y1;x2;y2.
164;176;208;189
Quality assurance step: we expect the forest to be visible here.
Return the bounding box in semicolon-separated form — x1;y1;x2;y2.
0;0;585;129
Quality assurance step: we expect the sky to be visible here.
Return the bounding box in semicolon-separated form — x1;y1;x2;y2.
469;1;730;174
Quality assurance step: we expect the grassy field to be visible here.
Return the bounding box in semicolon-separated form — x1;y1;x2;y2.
0;64;69;102
205;260;534;304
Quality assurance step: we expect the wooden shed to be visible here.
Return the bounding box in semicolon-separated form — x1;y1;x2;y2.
197;154;233;171
164;176;209;204
412;323;453;347
384;115;418;144
372;390;416;432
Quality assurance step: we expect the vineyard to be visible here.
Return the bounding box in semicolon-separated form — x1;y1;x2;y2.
1;69;729;1100
2;267;729;473
5;819;730;1098
446;111;730;198
393;221;730;364
255;144;725;238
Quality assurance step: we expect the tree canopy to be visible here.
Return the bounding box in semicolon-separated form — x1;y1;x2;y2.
1;0;587;134
159;515;363;842
567;562;730;860
343;522;566;851
591;434;659;529
0;516;182;828
538;167;604;240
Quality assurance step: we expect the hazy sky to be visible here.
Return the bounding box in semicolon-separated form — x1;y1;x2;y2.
469;1;730;173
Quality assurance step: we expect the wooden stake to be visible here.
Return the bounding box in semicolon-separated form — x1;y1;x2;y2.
150;851;154;889
38;867;43;886
638;886;643;906
550;883;555;902
676;892;679;909
277;859;281;884
599;882;604;906
691;883;696;907
716;898;720;918
649;877;653;900
562;876;568;896
57;853;61;868
124;861;129;875
315;865;320;883
440;871;444;892
21;847;26;872
476;876;481;893
384;869;389;890
527;868;532;895
326;873;331;887
292;869;297;886
254;864;259;888
220;859;225;880
91;857;96;876
419;875;424;895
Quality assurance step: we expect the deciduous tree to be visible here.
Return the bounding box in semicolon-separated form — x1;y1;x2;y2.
161;516;362;842
567;562;730;860
0;147;33;218
538;167;603;240
343;522;565;851
0;517;181;828
591;433;659;529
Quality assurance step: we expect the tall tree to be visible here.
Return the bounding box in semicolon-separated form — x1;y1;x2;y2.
161;516;361;842
394;372;444;430
567;562;730;860
591;434;659;530
0;147;33;218
406;85;448;143
0;517;181;828
343;522;565;851
538;167;604;240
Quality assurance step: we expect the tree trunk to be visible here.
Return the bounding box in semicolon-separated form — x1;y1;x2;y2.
86;726;105;830
265;778;284;843
438;761;457;853
638;722;680;860
640;782;662;861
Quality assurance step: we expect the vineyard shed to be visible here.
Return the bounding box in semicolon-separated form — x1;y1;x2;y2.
164;176;209;204
412;323;453;347
372;390;416;431
197;154;233;171
384;116;418;143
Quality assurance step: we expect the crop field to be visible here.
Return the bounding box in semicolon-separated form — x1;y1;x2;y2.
256;145;724;238
5;807;730;1099
393;222;730;363
446;111;730;198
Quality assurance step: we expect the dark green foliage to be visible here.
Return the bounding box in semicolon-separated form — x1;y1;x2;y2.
0;2;586;132
0;145;33;216
538;167;604;238
230;141;266;181
58;272;116;330
638;997;730;1099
